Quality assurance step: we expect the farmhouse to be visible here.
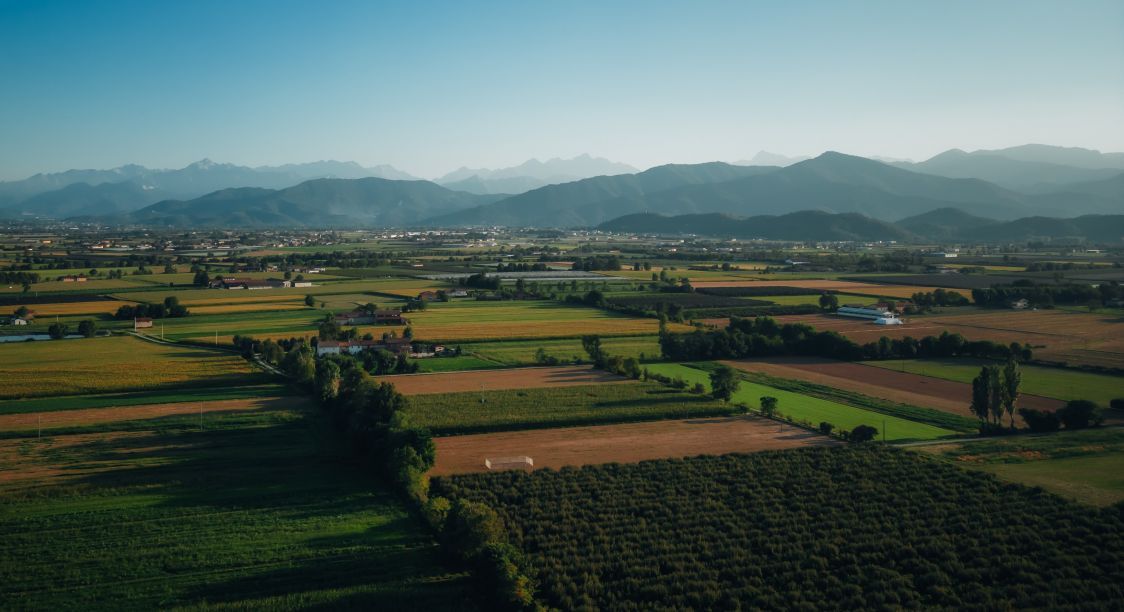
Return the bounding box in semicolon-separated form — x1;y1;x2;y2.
334;311;374;325
1009;298;1030;310
11;317;31;326
134;317;153;329
417;290;440;301
837;305;902;324
315;337;413;357
60;275;88;282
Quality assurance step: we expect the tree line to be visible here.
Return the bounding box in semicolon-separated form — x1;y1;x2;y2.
658;315;1032;363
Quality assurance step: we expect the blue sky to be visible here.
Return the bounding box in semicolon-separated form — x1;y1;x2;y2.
1;0;1121;179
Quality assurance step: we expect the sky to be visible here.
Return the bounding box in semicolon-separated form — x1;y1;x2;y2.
1;0;1122;180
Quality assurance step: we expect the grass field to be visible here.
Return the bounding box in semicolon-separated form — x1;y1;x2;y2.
920;428;1124;506
865;358;1123;405
414;355;500;372
402;382;735;435
3;278;147;294
464;335;663;365
0;406;471;609
111;278;444;306
645;363;957;442
0;336;264;399
187;302;312;315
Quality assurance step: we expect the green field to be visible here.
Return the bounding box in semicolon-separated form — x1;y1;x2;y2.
464;335;663;365
0;407;470;610
923;428;1124;506
414;355;500;373
865;359;1123;405
403;382;733;435
646;363;957;442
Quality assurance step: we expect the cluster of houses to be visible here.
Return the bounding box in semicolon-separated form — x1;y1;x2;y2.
208;277;314;290
315;336;412;356
334;309;406;325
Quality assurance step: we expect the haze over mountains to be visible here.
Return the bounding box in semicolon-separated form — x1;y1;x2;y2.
1;145;1121;241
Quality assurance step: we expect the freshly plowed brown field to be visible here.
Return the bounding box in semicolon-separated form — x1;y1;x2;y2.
431;415;837;475
380;366;631;395
722;358;1063;422
0;396;308;431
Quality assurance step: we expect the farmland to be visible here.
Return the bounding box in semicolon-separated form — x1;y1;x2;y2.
431;415;836;475
0;336;263;399
402;382;735;434
0;405;471;609
865;358;1124;406
3;226;1122;610
381;365;629;395
646;363;958;441
921;428;1124;506
377;301;691;342
690;279;953;299
434;446;1124;610
775;308;1124;369
723;357;1063;422
463;335;663;365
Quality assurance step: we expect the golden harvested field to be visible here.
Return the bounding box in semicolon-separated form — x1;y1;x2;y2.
187;302;309;315
773;309;1124;369
0;336;259;399
375;286;447;298
690;279;951;299
362;301;692;342
14;300;139;316
431;416;837;475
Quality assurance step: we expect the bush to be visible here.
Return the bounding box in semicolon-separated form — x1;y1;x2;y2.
850;424;878;443
1111;398;1124;411
818;422;834;436
1019;408;1060;433
1056;400;1104;430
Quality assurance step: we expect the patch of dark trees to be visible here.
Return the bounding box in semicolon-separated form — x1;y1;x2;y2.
972;281;1121;308
659;315;1033;363
113;296;189;320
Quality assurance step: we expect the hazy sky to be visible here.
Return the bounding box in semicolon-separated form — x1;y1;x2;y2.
1;0;1122;180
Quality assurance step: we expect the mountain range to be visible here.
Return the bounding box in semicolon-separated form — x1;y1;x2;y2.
2;145;1120;237
598;209;1124;243
429;150;1123;227
434;154;638;195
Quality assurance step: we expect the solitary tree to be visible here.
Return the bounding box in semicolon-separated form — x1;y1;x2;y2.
1001;359;1022;428
48;323;68;339
581;335;604;368
304;294;316;307
850;424;879;443
709;365;740;401
77;319;97;338
818;293;839;311
760;396;778;417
